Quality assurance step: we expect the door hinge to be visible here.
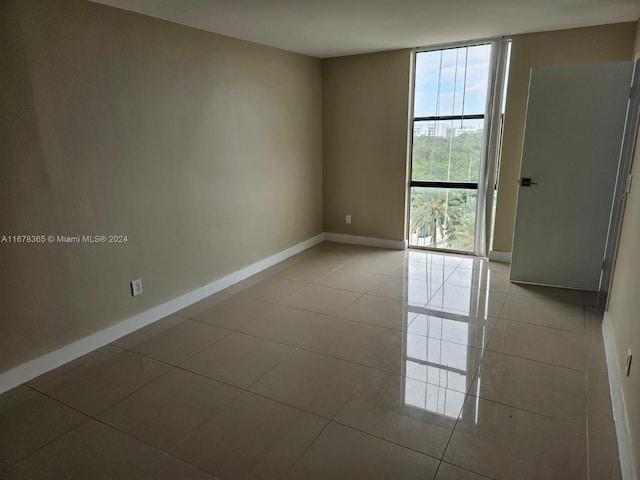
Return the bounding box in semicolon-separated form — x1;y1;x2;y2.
630;85;636;99
627;174;633;194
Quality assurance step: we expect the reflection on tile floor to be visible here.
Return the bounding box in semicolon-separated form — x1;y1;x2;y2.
0;242;621;479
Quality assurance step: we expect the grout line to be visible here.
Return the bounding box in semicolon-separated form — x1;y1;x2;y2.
2;395;93;468
88;416;220;479
244;346;300;390
438;461;499;480
7;417;96;468
285;419;332;475
492;314;586;335
328;419;445;461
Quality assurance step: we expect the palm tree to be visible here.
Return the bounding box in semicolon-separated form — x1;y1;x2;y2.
410;189;448;247
446;194;476;251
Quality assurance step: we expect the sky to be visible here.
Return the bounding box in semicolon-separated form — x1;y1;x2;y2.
414;44;491;119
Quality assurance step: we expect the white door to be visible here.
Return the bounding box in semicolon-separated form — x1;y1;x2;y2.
510;62;632;290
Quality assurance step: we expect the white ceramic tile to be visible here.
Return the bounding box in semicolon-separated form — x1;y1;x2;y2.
281;284;361;316
335;369;461;457
471;351;586;422
97;369;241;451
168;391;327;479
249;349;369;418
407;311;496;349
181;332;295;388
427;285;506;318
113;315;229;365
340;294;414;330
312;268;387;293
444;396;587;480
287;422;439;479
500;295;585;333
487;319;586;371
28;346;172;416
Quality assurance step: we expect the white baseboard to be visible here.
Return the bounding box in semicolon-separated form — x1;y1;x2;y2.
324;232;406;250
602;315;635;480
0;233;325;394
203;233;325;295
489;250;511;263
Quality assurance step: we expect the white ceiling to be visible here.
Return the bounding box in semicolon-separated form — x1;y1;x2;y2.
92;0;640;58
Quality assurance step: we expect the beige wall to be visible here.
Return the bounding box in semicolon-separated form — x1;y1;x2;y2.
0;0;322;373
603;17;640;479
493;23;636;252
322;50;412;241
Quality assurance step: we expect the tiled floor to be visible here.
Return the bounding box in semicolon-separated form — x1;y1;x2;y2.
0;242;621;479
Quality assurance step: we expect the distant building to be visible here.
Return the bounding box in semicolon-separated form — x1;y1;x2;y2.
453;125;482;137
414;122;448;138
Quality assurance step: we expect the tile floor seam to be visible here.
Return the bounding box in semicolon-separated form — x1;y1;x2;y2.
186;326;396;376
480;344;589;373
97;390;234;459
585;367;592;480
111;325;234;369
475;346;590;375
87;365;178;419
277;286;366;316
326;370;370;423
283;417;333;476
438;395;483;478
3;416;93;469
433;460;443;479
406;319;499;348
213;314;503;392
492;315;587;335
463;391;589;426
464;393;586;426
171;329;485;405
438;461;500;480
328;419;446;461
256;301;410;336
174;313;242;332
28;346;177;418
504;291;586;306
167;360;342;423
243;346;300;391
356;289;432;308
86;416;220;479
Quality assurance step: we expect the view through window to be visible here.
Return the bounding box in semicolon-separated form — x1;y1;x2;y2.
409;43;501;253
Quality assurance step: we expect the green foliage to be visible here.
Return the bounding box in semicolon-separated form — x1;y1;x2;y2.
411;130;483;182
410;189;447;247
410;188;477;252
446;194;477;251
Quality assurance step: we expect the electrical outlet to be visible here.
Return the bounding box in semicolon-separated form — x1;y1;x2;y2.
626;349;633;377
131;278;143;297
345;214;351;224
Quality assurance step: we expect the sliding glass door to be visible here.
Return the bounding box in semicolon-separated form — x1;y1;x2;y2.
409;41;509;255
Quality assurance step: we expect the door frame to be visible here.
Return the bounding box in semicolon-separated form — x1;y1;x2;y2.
602;57;640;297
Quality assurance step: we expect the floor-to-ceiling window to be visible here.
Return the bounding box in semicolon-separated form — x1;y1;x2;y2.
409;40;510;255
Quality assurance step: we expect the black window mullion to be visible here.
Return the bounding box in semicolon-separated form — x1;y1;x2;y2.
414;114;485;123
410;181;478;189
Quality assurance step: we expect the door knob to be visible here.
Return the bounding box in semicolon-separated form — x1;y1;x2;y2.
519;177;538;187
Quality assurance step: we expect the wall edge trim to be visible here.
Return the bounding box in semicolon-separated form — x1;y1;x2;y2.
602;314;636;480
0;233;325;394
324;232;407;250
